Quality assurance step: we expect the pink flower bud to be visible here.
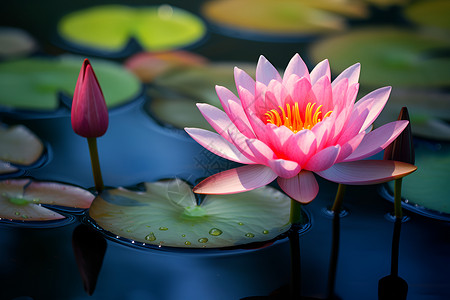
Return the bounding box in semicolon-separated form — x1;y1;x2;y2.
71;59;108;138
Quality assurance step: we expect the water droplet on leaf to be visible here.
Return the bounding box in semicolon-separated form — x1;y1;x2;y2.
145;232;156;241
198;238;208;243
159;227;168;231
209;228;223;236
245;233;255;238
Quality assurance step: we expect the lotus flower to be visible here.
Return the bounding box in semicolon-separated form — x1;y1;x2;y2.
185;54;417;203
71;58;108;138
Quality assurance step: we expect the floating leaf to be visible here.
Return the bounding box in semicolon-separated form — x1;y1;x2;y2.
404;0;450;31
0;179;95;221
0;27;37;59
310;28;450;87
148;62;255;129
57;5;206;55
89;179;292;248
0;55;140;112
201;0;367;40
124;51;208;83
374;88;450;141
0;162;18;175
386;142;450;216
0;123;44;166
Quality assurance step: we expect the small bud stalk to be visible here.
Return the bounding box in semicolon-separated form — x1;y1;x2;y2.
71;58;109;193
87;137;104;192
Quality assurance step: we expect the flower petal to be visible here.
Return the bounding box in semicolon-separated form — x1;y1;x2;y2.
185;128;254;164
354;86;392;132
335;131;365;163
285;129;317;165
277;170;319;203
228;100;255;138
268;159;301;178
316;160;417;185
234;67;256;96
332;63;360;88
196;103;238;143
215;85;240;116
246;139;276;164
283;53;310;84
310;59;330;85
304;145;340;172
256;55;281;85
193;165;277;194
343;120;409;162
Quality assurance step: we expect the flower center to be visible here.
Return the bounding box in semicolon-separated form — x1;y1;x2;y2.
265;102;332;133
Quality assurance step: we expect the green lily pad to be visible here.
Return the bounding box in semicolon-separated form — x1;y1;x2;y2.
147;62;255;129
124;51;208;83
0;123;44;166
89;179;293;248
0;55;141;111
147;88;213;130
0;179;95;221
0;27;37;59
363;0;409;7
386;141;450;217
309;28;450;87
404;0;450;31
374;88;450;141
201;0;367;39
0;162;18;175
57;5;206;54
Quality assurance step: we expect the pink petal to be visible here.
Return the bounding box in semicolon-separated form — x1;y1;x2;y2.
304;145;340;172
277;170;319;204
311;116;331;151
335;132;365;163
332;63;360;88
234;67;255;96
335;108;369;146
228;129;257;161
215;85;240;116
268;159;301;178
228;100;255;138
331;78;348;111
282;53;310;84
354;86;392;132
265;79;290;108
256;55;282;85
343;120;409;162
196;103;238;143
193;165;277;194
185;128;255;164
265;124;294;156
311;75;332;112
246;139;276;164
285;129;317;165
289;77;313;105
310;59;330;85
316;160;417;185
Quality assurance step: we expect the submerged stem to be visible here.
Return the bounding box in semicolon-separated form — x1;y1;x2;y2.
87;137;104;192
289;199;302;299
394;178;403;219
331;184;346;213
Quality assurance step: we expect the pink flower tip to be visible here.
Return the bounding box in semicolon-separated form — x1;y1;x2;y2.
71;58;109;138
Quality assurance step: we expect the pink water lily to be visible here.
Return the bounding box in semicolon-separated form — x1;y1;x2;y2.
185;54;417;203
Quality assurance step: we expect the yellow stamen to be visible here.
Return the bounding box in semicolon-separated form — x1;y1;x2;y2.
264;102;332;133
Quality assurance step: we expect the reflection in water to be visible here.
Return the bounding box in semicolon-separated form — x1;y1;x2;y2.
378;217;408;300
72;224;107;295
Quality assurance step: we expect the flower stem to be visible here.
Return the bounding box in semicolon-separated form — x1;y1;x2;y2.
289;199;302;299
87;137;104;192
331;184;346;213
327;184;346;299
394;178;403;219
